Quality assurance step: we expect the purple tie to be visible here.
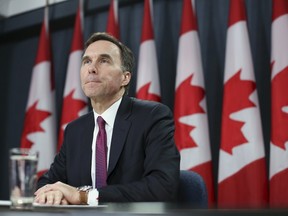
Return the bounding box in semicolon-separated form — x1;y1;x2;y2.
96;116;107;188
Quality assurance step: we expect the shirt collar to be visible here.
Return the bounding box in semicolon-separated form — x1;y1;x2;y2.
93;97;122;128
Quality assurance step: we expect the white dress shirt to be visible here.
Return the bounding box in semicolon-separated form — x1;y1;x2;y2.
88;97;122;205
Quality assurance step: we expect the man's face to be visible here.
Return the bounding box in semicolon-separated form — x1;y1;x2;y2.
80;40;130;102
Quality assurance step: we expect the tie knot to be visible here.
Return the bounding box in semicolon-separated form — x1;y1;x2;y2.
97;116;106;129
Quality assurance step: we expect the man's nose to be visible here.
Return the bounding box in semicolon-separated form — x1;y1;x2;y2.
88;63;97;74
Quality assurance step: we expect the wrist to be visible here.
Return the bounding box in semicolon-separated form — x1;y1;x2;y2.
79;191;88;205
77;185;92;205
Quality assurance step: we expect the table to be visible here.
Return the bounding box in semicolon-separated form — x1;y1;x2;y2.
1;202;288;216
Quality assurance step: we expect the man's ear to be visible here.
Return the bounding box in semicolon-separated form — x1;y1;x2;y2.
122;71;131;86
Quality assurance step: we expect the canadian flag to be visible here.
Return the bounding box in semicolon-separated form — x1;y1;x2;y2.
106;0;119;39
174;0;215;206
20;6;56;177
270;0;288;207
218;0;268;208
136;0;160;101
57;0;88;151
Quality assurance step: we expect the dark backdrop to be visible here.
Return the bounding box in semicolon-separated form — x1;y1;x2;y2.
0;0;271;200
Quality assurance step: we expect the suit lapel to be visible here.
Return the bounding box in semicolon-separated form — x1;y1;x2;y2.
107;96;132;176
79;112;94;185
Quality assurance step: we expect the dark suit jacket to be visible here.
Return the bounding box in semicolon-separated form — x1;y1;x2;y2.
38;96;180;202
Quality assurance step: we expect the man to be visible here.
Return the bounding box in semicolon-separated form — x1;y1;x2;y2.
34;32;180;205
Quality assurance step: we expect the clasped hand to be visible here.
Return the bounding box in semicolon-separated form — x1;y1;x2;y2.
34;181;81;205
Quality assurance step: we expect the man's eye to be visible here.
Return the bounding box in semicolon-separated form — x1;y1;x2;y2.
83;59;91;65
100;58;109;63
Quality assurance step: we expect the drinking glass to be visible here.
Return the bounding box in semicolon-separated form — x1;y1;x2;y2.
9;148;38;210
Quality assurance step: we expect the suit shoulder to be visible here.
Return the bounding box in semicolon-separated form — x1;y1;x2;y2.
66;111;94;128
130;97;172;114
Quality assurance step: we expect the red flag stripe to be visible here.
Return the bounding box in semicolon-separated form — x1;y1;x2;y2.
270;168;288;207
218;158;268;208
106;0;120;39
272;0;288;21
141;0;154;42
180;0;197;35
35;8;51;64
71;4;83;52
228;0;246;27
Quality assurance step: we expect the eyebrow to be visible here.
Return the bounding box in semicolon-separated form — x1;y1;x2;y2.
81;55;90;63
82;53;112;62
98;53;112;60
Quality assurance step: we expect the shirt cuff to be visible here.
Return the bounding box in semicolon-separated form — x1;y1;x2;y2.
87;189;99;205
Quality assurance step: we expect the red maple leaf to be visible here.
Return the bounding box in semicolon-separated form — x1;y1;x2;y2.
21;101;51;148
271;65;288;150
58;89;87;150
174;74;205;151
136;82;161;102
221;69;256;154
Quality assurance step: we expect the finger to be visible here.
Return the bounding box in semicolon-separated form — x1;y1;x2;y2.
53;191;63;205
46;192;55;205
34;193;47;204
35;184;53;195
61;198;69;205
